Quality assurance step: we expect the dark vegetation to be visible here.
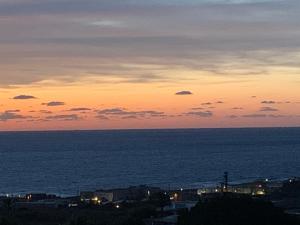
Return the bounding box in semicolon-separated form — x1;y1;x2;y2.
0;203;156;225
1;192;299;225
177;195;300;225
0;192;169;225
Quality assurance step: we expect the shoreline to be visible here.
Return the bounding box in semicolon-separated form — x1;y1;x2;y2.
1;176;297;198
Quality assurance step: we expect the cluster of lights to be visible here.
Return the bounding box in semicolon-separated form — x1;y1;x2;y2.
170;193;178;201
92;196;101;205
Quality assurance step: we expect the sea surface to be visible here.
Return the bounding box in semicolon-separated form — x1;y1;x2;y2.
0;127;299;196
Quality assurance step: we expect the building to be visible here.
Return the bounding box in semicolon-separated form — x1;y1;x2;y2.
197;180;273;197
80;185;162;204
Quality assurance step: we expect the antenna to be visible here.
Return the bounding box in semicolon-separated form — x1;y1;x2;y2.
224;172;228;192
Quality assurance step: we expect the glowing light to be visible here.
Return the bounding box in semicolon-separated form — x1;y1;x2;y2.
92;197;98;201
256;190;265;195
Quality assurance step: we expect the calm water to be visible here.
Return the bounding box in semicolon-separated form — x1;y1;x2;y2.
0;127;299;196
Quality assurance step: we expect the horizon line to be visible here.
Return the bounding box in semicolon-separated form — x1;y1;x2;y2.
0;125;299;133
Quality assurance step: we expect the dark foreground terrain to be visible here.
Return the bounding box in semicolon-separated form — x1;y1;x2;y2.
1;194;299;225
1;177;300;225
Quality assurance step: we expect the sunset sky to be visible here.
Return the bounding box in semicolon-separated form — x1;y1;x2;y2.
0;0;300;131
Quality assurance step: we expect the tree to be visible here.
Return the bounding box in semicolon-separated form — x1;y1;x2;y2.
149;192;170;212
178;195;299;225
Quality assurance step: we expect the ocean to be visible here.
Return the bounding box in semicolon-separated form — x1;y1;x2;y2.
0;127;299;196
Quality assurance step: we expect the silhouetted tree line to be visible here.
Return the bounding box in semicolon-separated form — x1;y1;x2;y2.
177;195;299;225
0;193;170;225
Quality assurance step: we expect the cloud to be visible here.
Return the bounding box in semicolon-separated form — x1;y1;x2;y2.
1;0;300;88
242;114;267;118
97;108;128;115
216;101;224;104
45;114;80;121
95;115;110;120
68;107;92;111
243;113;294;118
232;107;243;110
201;102;212;106
185;110;213;117
277;101;291;104
5;109;20;113
39;110;53;114
88;20;124;28
13;95;36;100
122;115;139;120
42;101;65;106
191;107;204;110
0;111;29;121
259;106;278;112
268;114;287;118
175;91;193;95
96;108;166;119
228;115;238;119
261;100;276;104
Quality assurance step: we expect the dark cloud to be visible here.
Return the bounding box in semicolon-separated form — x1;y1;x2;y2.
5;109;20;113
261;100;276;104
232;107;243;110
242;114;267;118
259;107;278;112
185;111;213;117
96;108;166;119
191;107;204;110
201;102;212;106
42;101;65;106
68;107;91;111
45;114;80;121
228;115;238;119
122;115;139;120
216;101;224;104
13;95;36;100
0;112;29;121
175;91;193;95
97;108;128;115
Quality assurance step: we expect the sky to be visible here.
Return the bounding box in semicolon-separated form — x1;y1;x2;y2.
0;0;300;131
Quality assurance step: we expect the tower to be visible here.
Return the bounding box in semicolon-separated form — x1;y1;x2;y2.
224;172;228;192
